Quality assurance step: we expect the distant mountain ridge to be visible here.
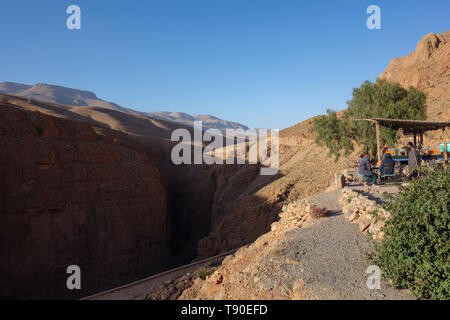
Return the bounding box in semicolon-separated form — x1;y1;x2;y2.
147;111;250;131
0;82;131;114
0;81;250;132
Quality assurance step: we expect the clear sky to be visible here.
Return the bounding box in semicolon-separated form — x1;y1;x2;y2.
1;0;448;129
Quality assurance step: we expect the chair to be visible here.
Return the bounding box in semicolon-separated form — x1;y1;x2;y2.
380;173;395;183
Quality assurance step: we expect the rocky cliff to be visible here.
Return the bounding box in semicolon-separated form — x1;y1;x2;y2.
379;31;450;121
0;103;171;299
0;97;262;299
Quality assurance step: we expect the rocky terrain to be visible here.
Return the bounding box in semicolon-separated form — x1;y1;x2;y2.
0;92;361;300
380;31;449;122
150;30;449;300
380;30;450;145
179;188;412;300
0;96;261;299
339;186;397;241
1;30;447;300
0;103;171;299
195;118;360;258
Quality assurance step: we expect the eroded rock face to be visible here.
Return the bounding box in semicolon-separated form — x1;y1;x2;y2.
0;105;171;299
379;31;450;122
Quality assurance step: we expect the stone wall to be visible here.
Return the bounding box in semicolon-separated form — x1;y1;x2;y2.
339;188;391;240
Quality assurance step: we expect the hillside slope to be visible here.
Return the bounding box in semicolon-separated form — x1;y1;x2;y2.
176;30;449;300
195;117;359;257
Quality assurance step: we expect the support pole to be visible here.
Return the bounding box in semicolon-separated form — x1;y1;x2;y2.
444;128;448;166
375;121;382;164
419;132;424;151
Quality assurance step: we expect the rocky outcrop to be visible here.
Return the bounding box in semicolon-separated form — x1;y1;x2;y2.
379;31;450;122
339;188;392;240
0;104;171;299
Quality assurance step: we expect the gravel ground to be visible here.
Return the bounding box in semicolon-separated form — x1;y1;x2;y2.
271;189;413;300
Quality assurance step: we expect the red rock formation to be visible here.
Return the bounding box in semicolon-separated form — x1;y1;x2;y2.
380;31;450;121
0;100;265;299
0;104;171;299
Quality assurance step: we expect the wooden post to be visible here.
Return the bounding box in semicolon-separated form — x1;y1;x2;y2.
375;121;382;164
419;132;424;151
444;128;448;166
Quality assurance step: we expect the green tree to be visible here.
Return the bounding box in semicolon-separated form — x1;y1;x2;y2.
313;79;427;160
313;110;353;159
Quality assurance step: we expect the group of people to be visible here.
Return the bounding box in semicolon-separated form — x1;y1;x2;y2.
358;142;420;186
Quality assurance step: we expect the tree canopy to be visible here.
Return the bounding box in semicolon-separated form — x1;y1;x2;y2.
313;79;427;160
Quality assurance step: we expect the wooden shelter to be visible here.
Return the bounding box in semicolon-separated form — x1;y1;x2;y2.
357;118;450;164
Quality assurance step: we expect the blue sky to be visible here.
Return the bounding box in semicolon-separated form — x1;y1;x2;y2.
0;1;448;129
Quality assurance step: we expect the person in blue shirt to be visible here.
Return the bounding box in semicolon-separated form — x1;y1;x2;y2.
358;153;377;185
379;153;395;184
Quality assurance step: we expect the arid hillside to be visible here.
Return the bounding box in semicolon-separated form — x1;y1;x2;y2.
194;30;450;259
0;93;359;299
380;31;449;121
195;117;359;258
1;30;447;299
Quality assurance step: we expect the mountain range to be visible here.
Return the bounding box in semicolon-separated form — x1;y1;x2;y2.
0;30;448;300
0;81;249;132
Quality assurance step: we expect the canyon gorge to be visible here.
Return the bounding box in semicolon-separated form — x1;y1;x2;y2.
1;30;448;299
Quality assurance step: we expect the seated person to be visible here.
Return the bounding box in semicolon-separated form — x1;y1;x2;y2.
379;153;395;184
358;153;377;185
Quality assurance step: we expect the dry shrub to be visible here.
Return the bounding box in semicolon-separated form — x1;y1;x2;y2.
310;205;328;219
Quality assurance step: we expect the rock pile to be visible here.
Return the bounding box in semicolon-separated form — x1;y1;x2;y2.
272;199;314;235
339;188;391;240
